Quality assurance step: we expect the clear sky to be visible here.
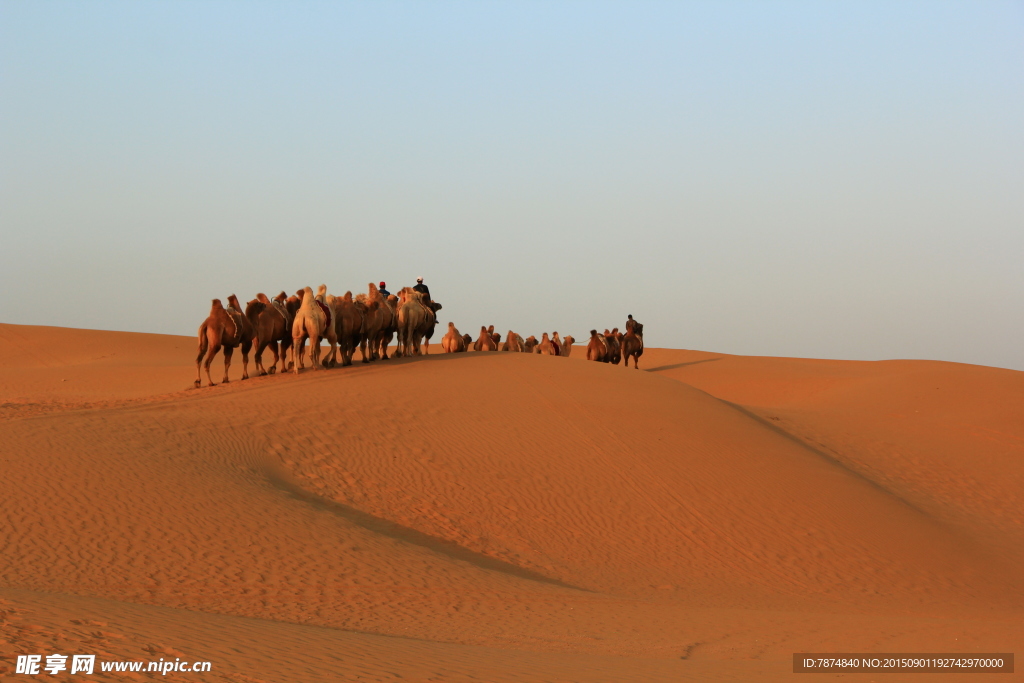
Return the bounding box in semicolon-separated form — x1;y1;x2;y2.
2;1;1022;369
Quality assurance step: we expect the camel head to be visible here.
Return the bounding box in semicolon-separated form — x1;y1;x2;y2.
564;335;575;347
316;284;327;302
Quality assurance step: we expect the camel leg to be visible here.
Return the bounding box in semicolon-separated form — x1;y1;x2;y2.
204;342;221;387
195;329;210;388
267;341;279;375
221;345;234;383
240;340;251;380
380;332;393;360
254;339;266;376
327;335;338;368
293;336;304;374
280;337;292;372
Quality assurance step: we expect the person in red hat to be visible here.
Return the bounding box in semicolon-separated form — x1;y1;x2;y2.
378;281;390;297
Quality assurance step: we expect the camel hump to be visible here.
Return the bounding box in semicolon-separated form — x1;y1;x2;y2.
343;291;353;302
448;322;456;330
590;329;598;338
257;292;272;304
210;298;224;313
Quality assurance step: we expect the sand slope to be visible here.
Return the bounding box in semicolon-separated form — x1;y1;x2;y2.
1;323;1021;681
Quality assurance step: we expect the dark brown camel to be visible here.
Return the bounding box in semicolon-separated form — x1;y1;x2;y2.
621;315;644;369
246;292;293;375
194;295;254;387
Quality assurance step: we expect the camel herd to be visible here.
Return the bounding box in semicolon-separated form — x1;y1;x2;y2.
194;284;644;387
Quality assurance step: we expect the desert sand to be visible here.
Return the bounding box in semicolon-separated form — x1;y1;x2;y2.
1;321;1021;682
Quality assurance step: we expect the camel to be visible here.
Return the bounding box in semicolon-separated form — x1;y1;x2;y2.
605;328;623;365
501;330;525;352
621;315;644;369
461;333;473;349
291;285;338;373
473;325;497;351
538;332;560;356
362;285;399;361
524;335;539;353
486;325;501;348
395;288;439;357
245;292;294;376
441;322;467;352
331;291;364;367
194;295;254;387
552;332;564;356
561;335;575;357
587;329;609;362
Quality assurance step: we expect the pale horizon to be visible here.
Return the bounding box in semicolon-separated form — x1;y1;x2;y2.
2;1;1022;370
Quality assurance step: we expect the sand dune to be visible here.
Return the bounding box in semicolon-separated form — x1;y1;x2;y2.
1;323;1021;681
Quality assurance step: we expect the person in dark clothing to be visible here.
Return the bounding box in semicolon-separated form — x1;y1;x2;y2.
378;281;390;297
413;277;431;301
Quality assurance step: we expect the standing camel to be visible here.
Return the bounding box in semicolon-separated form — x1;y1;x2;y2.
331;291;364;367
246;292;293;375
621;315;644;369
194;295;254;387
291;285;337;373
587;330;609;362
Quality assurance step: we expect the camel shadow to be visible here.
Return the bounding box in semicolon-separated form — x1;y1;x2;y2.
646;358;722;372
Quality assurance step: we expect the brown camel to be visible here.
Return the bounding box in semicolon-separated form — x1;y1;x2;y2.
395;288;439;357
331;291;364;367
605;328;623;365
621;315;644;369
461;333;473;349
357;284;399;362
245;292;293;376
441;322;467;352
194;295;254;387
501;330;525;352
473;325;497;351
538;332;560;356
561;335;575;357
587;329;609;362
291;285;337;373
524;335;539;353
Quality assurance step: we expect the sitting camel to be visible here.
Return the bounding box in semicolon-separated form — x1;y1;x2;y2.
501;330;525;352
195;295;254;387
291;285;338;373
587;329;609;362
524;335;539;353
538;332;560;356
442;322;467;352
473;325;497;351
621;315;644;369
246;292;293;375
561;335;575;357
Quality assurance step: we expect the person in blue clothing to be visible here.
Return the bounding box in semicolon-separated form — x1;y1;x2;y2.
378;281;390;297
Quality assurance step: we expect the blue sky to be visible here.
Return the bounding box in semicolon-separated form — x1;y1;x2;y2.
2;1;1022;368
